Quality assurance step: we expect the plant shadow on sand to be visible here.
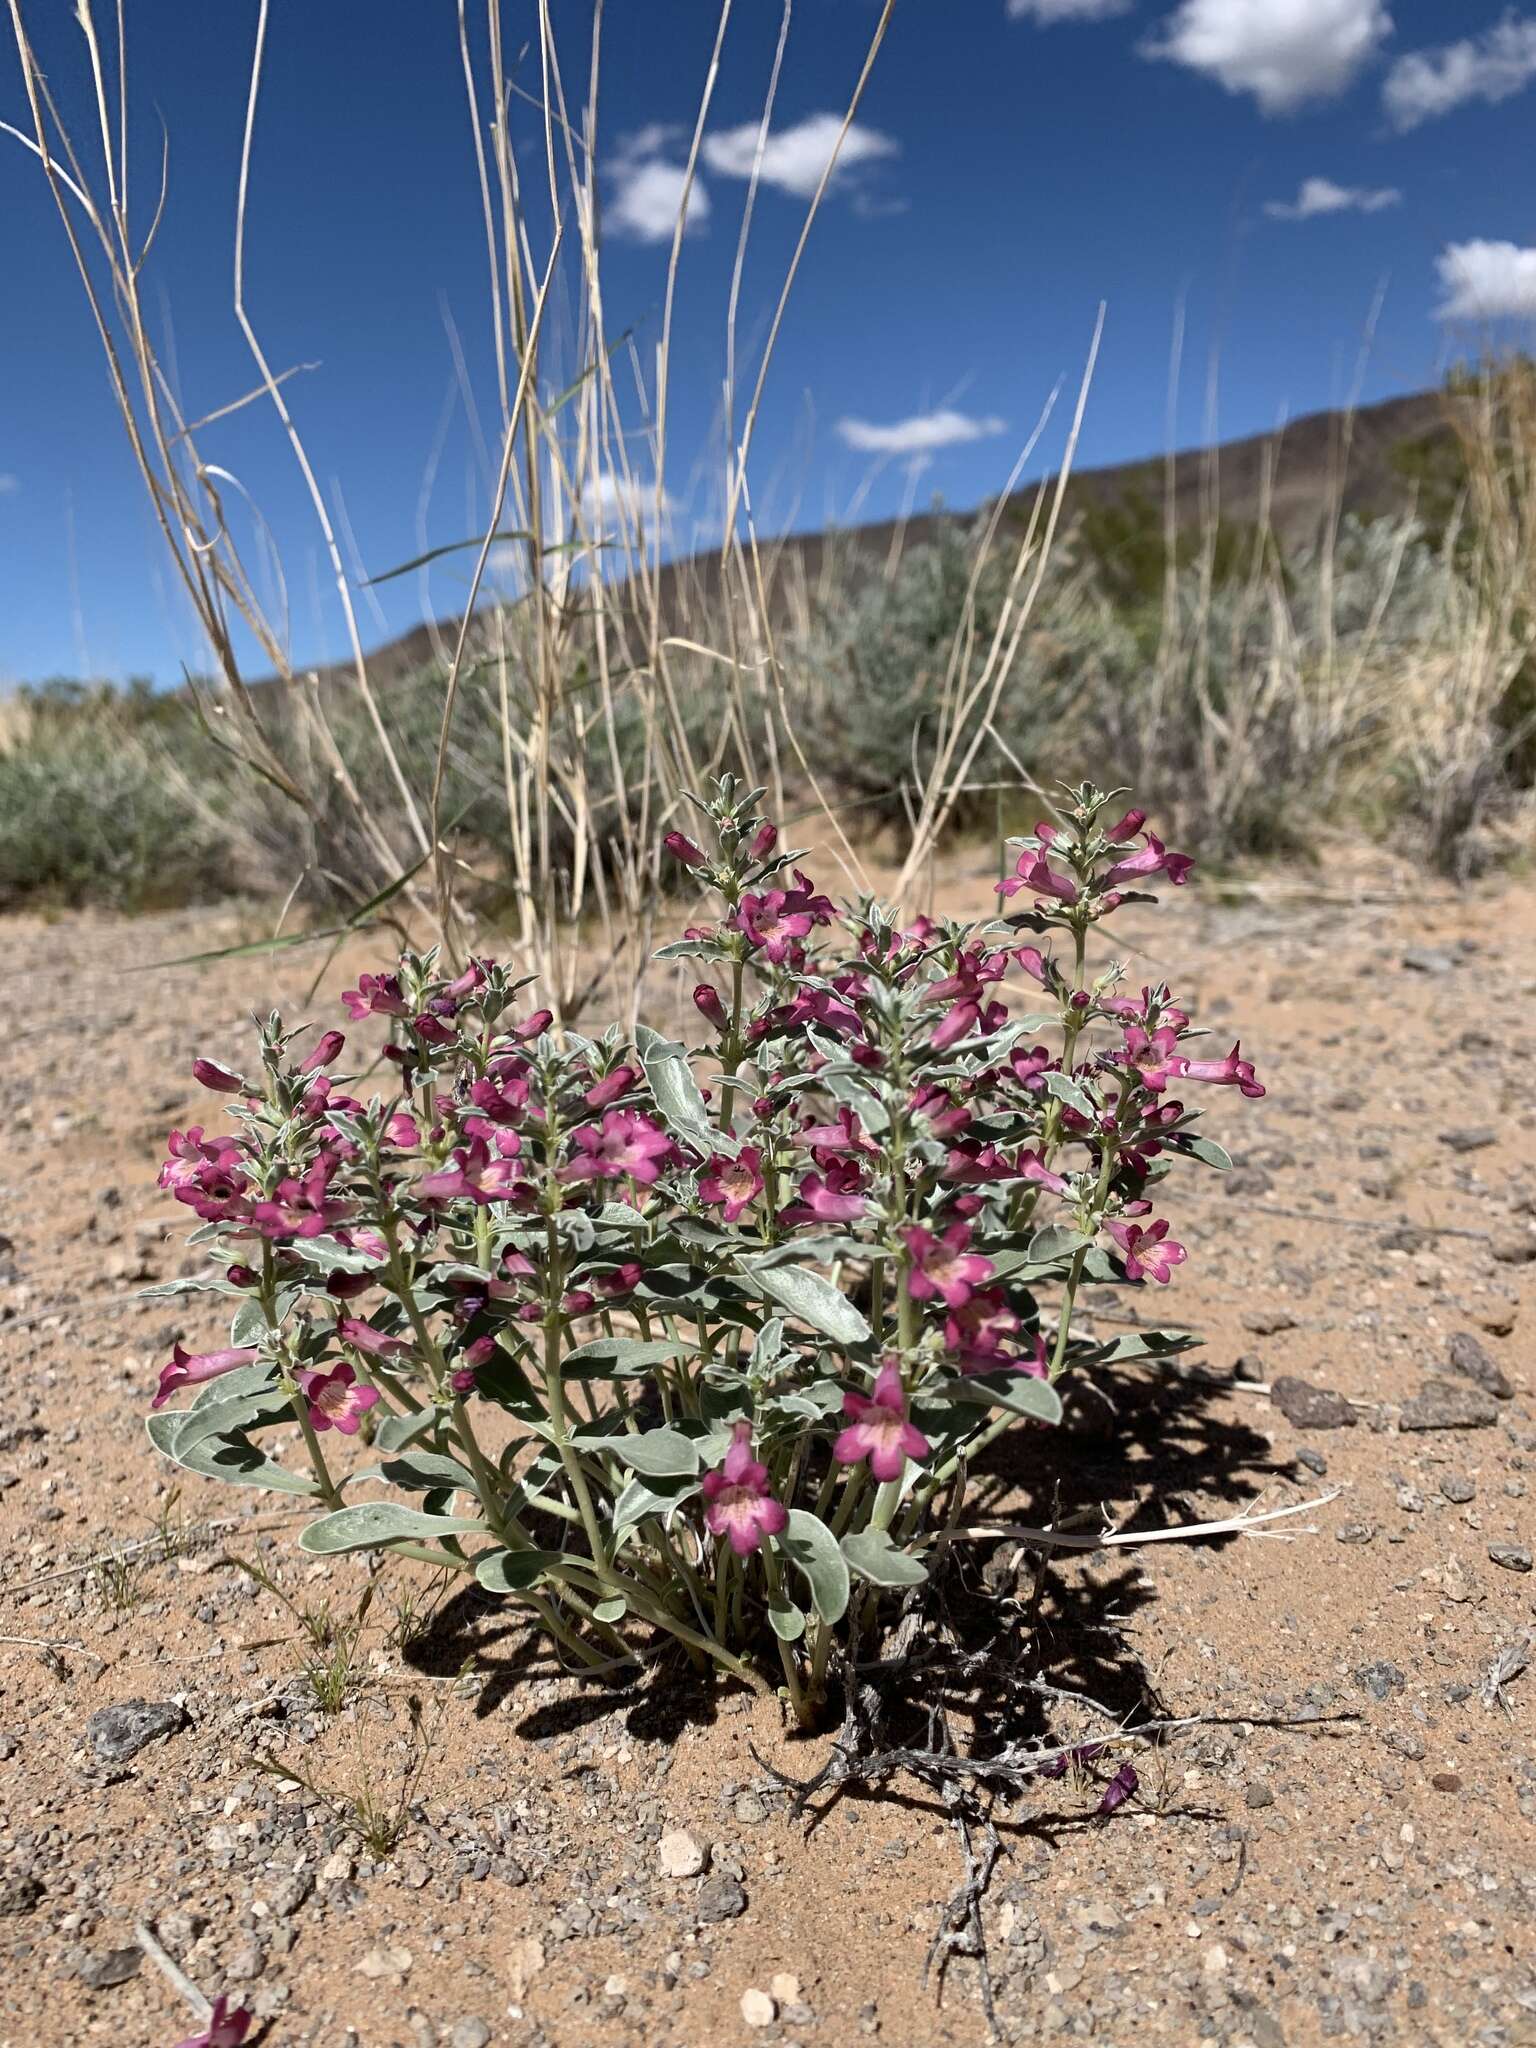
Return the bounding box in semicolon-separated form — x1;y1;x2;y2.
401;1358;1288;1763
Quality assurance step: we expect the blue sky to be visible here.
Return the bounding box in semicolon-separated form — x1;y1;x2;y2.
2;0;1532;686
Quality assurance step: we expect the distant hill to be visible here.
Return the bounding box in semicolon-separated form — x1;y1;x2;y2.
297;386;1455;691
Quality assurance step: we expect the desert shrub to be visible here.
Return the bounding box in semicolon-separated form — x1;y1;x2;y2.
145;776;1262;1725
0;683;241;910
789;524;1079;831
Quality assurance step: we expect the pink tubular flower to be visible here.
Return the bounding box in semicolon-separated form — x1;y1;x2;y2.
1014;945;1049;985
298;1029;345;1076
296;1362;380;1435
341;971;409;1021
733;889;816;964
468;1069;529;1124
902;1222;994;1309
174;1994;253;2048
779;1160;868;1226
560;1109;674;1186
748;820;778;860
385;1110;423;1150
191;1058;244;1094
997;850;1078;904
701;1421;788;1557
699;1146;765;1223
795;1106;879;1163
1017;1150;1069;1195
1104;830;1194;889
664;830;705;868
1170;1040;1265;1098
1105;1217;1187;1284
585;1064;638;1110
834;1361;930;1482
941;1140;1016;1185
1120;1024;1183;1094
1103;807;1147;843
514;1007;554;1041
152;1343;256;1409
336;1316;411;1359
948;1295;1050;1380
159;1128;251;1223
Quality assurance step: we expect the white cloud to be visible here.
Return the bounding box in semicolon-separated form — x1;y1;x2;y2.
606;157;709;244
0;474;17;496
1383;15;1536;129
836;409;1007;456
702;113;898;200
1007;0;1133;19
1435;239;1536;322
1264;175;1401;219
1142;0;1393;114
579;471;677;535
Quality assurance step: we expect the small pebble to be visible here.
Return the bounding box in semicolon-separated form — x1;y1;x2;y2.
658;1830;707;1879
1488;1543;1531;1573
741;1988;777;2028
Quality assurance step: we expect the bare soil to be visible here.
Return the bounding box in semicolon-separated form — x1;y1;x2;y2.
1;855;1533;2048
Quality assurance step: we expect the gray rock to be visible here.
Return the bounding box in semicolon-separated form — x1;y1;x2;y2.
1447;1332;1514;1400
1440;1474;1476;1503
696;1874;748;1923
86;1699;186;1764
1439;1127;1496;1153
1336;1522;1375;1546
1234;1354;1267;1383
1402;948;1455;974
1271;1376;1355;1430
0;1873;43;1915
1295;1447;1329;1476
449;2022;492;2048
78;1947;142;1990
1489;1544;1532;1573
1399;1381;1499;1432
1242;1309;1297;1336
1243;1782;1275;1809
1491;1234;1536;1266
1355;1661;1405;1702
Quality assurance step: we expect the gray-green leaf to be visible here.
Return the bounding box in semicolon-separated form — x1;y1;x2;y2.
777;1508;850;1623
299;1503;487;1555
841;1527;929;1588
744;1261;870;1347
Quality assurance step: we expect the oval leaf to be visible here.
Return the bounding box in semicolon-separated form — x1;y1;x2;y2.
945;1371;1063;1424
841;1527;930;1588
745;1261;870;1347
300;1502;487;1555
563;1337;691;1379
474;1547;567;1592
777;1508;850;1623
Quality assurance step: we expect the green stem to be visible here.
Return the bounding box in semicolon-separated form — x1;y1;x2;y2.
288;1389;343;1510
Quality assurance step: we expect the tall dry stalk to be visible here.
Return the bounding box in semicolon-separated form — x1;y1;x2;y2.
5;0;912;1012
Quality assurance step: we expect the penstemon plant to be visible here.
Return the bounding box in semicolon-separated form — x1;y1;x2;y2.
146;779;1263;1726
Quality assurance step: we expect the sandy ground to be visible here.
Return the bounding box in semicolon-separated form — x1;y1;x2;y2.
0;852;1533;2048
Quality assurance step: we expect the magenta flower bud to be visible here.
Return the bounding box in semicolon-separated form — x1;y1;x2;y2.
192;1058;243;1093
299;1029;345;1076
748;821;778;860
226;1263;258;1289
693;983;728;1031
664;831;705;868
1070;989;1090;1010
515;1008;554;1041
1104;808;1146;843
585;1064;638;1109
